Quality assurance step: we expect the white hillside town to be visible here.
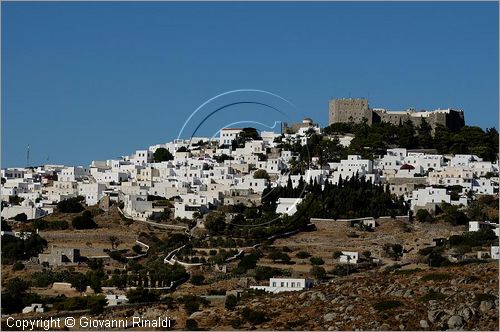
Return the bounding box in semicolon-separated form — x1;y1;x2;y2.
2;0;499;329
1;117;498;225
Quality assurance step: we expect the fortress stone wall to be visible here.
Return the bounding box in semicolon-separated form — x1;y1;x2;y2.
328;98;465;132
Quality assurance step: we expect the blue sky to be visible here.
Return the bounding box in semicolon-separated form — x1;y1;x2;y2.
2;1;498;167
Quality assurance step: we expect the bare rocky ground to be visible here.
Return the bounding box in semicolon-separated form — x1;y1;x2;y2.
272;218;466;272
99;261;498;331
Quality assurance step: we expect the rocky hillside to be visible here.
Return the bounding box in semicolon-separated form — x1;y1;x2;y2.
178;262;498;330
90;261;499;331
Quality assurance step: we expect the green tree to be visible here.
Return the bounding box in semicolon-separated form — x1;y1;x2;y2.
225;294;238;310
296;251;311;259
68;273;88;293
241;307;268;325
12;261;25;271
417;119;433;148
6;277;30;296
253;169;270;180
310;265;326;279
109;236;121;249
441;204;469;226
309;257;325;265
238;127;260;142
153;147;174;162
399;120;417;148
127;287;160;303
185;319;198;331
183;296;202;315
190;274;205;285
416;209;434;223
87;258;103;270
1;233;47;263
72;211;97;229
132;244;143;254
88;271;104;294
332;251;343;259
88;296;107;315
204;212;226;235
383;243;403;261
1;277;30;314
57;197;85;213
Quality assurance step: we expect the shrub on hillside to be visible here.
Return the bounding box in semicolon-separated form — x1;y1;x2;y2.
310;265;326;279
12;261;25;271
72;211;97;230
185;319;198;331
474;293;496;302
32;219;69;231
225;294;238;311
190;274;205;285
373;300;402;311
416;209;434;223
309;256;325;265
330;264;351;276
57;197;85;213
126;288;160;303
1;234;47;264
296;251;311;259
241;307;268;325
448;229;497;248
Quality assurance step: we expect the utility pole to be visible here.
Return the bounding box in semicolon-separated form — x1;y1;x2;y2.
26;144;30;167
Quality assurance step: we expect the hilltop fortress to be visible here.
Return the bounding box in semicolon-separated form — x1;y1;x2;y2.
328;98;465;131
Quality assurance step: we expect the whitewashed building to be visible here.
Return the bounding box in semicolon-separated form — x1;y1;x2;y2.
275;197;303;216
251;278;313;293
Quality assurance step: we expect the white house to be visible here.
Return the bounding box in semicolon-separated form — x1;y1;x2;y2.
78;183;107;206
471;177;498;195
257;158;286;175
238;176;268;194
59;166;90;182
105;294;128;306
93;171;128;184
1;199;47;220
275;197;303;216
250;278;313;293
428;167;473;187
339;251;359;264
219;128;242;146
48;181;79;196
22;303;44;314
331;155;378;185
377;148;407;170
410;187;450;212
174;194;212;219
1;168;25;179
450;154;482;168
491;246;500;260
469;221;500;237
131;150;153;166
123;194;154;220
404;153;445;172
